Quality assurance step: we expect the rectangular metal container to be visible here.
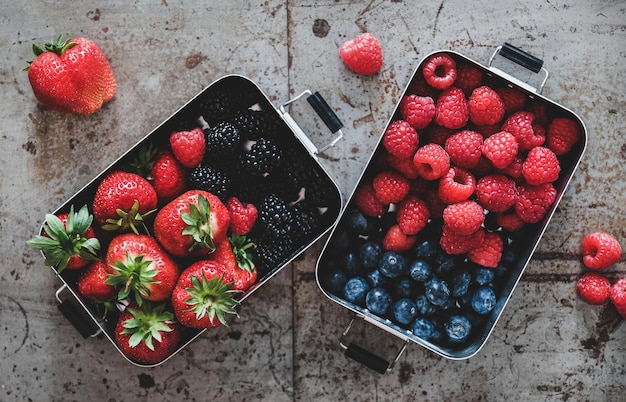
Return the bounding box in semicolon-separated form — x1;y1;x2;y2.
39;75;344;367
315;44;587;373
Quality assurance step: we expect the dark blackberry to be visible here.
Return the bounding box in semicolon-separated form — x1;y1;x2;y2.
238;137;282;176
197;89;233;124
230;109;285;141
281;144;315;189
229;172;273;205
253;236;295;276
291;200;321;241
257;194;294;239
204;121;242;163
188;166;231;201
268;169;303;203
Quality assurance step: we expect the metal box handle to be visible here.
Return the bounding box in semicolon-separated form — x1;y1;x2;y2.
488;42;550;94
55;284;102;339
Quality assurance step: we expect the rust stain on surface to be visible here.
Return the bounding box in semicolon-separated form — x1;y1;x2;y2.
312;19;330;38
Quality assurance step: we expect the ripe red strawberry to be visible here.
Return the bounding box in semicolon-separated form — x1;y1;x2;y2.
400;95;436;130
26;35;116;114
440;225;485;255
105;233;180;304
114;302;182;365
92;171;158;233
382;224;416;252
581;232;622;270
455;63;483;94
372;170;410;204
150;149;187;204
501;111;545;151
422;54;457;90
468;86;505;126
413;143;450;180
522;146;561;185
171;259;240;329
153;190;230;258
443;200;485;236
226;197;258;235
467;231;503;268
610;278;626;319
434;87;469;129
482;131;518;169
514;182;557;223
495;87;526;116
546;117;582;156
444;130;483;169
170;127;205;168
27;205;100;272
78;260;117;302
577;272;611;305
209;236;258;292
354;182;387;217
438;167;476;204
382;120;419;159
396;195;430;235
475;174;517;213
339;33;383;75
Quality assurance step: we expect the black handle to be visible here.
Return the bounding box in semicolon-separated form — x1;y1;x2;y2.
344;343;390;374
499;42;544;73
57;298;101;338
306;92;344;134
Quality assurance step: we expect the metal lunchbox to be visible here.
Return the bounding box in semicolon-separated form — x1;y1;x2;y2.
316;43;587;373
35;75;345;367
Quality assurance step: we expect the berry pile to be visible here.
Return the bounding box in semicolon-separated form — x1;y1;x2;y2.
320;52;583;350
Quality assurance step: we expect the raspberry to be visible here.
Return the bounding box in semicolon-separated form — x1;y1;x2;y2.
438;167;476;204
546;117;582;156
408;73;440;99
170;127;206;168
577;273;611;305
467;232;503;268
427;126;455;146
468;86;505;126
495;211;525;232
396;195;430;235
514;182;556;223
455;63;483;94
443;200;485;236
424;187;446;218
527;101;549;126
382;120;419;159
471;123;501;138
444;130;483;169
387;153;420;179
498;155;524;179
522;146;561;185
434;87;469;129
475;174;517;213
226;197;258;235
339;33;383;75
355;182;387;217
413;143;450;180
610;278;626;319
400;95;436;130
382;224;416;252
440;225;485;255
482;131;518;169
409;176;430;195
581;232;622;270
372;170;410;204
422;54;457;90
501;111;545;151
495;87;526;116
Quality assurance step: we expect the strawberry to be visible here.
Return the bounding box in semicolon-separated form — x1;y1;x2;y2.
105;233;180;305
153;190;230;258
339;33;383;75
27;204;100;272
226;197;258;236
581;232;622;270
171;260;240;329
209;235;258;292
577;272;611;305
114;302;182;365
77;260;117;302
382;224;416;252
610;278;626;319
170;127;206;168
26;35;116;114
92;171;158;233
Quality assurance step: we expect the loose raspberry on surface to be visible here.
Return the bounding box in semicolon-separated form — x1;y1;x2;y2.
467;231;503;268
434;87;469;129
482;131;518;169
577;272;611;305
339;32;383;75
442;200;485;236
355;182;387;217
475;174;517;213
501;111;545;151
522;146;561;185
546;117;582;156
372;170;411;204
444;130;483;169
468;86;505;126
396;195;430;235
514;182;557;223
413;143;450;180
581;232;622;270
438;167;476;204
440;225;485;255
382;224;416;252
610;278;626;319
455;63;483;94
422;54;457;90
495;87;527;116
383;120;419;159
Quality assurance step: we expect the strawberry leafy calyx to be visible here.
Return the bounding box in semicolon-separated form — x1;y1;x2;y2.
105;252;159;306
101;200;156;235
229;235;256;273
24;34;78;70
123;143;158;179
181;194;216;253
185;273;240;327
121;302;175;351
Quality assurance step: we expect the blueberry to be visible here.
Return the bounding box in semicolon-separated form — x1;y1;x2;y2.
424;277;450;306
365;269;388;288
360;241;382;271
444;314;472;343
365;287;393;316
411;317;436;340
344;209;369;235
413;239;438;261
392;298;418;325
415;294;437;316
342;251;362;276
449;270;472;298
409;260;432;282
343;277;370;305
434;254;456;278
391;277;415;299
471;286;497;315
328;228;355;253
379;251;406;278
323;269;347;294
473;267;495;286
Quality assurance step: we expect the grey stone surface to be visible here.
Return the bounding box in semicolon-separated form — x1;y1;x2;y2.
1;0;625;401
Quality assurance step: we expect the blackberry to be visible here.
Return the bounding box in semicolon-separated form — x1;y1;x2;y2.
257;194;294;239
197;89;233;124
204;121;242;163
238;137;282;176
291;200;321;241
229;172;273;205
253;236;295;276
270;169;303;203
303;173;335;207
188;166;231;201
230;109;284;141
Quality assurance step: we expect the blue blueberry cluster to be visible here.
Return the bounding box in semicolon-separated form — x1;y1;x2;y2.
321;209;515;349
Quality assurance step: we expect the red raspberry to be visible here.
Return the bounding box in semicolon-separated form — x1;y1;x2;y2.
400;95;436;130
434;87;469;129
438;167;476;204
495;211;525;232
455;63;483;94
408;73;440;99
482;131;518;169
422;53;457;90
514;182;557;223
444;130;483;169
501;111;545;151
413;143;450;180
409;176;430;196
495;87;526;116
467;231;503;268
440;225;485;255
170;127;206;168
424;187;446;218
339;33;383;75
581;232;622;270
546;117;582;156
526;101;549;126
471;123;501;138
396;195;430;235
522;146;561;185
442;200;485;236
475;174;517;213
577;272;611;305
372;171;410;204
355;182;387;217
426;126;455;146
382;224;416;252
387;153;420;179
610;278;626;319
498;155;524;180
382;120;419;159
468;86;505;126
226;197;258;235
